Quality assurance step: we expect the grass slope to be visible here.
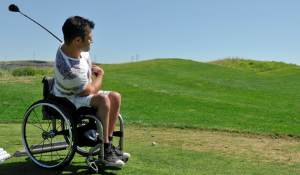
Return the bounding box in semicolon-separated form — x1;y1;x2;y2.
1;58;300;137
101;59;300;137
2;58;300;174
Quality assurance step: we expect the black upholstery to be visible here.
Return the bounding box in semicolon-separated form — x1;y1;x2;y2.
42;77;97;115
42;77;55;99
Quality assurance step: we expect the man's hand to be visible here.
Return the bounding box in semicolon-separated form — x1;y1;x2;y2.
92;65;104;77
79;66;104;97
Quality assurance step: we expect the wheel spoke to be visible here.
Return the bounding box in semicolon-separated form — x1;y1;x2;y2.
26;121;46;132
32;108;44;131
29;139;46;152
22;102;77;169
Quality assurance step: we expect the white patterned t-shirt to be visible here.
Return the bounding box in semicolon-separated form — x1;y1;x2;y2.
51;43;92;98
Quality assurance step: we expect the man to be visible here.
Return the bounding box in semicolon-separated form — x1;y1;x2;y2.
51;16;130;167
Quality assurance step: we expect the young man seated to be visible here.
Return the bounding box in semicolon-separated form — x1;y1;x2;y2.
51;16;130;167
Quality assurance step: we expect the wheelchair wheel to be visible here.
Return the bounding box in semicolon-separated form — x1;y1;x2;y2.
22;100;78;169
63;118;100;157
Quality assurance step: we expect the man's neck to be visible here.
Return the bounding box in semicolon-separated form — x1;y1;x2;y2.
61;43;81;59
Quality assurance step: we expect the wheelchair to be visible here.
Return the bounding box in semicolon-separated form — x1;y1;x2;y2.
21;77;128;173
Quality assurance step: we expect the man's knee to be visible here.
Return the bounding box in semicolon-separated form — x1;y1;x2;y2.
109;92;121;107
90;93;110;109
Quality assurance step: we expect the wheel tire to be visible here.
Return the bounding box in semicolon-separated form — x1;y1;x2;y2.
22;100;78;169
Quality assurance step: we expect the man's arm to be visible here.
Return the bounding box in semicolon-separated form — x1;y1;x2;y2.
78;66;104;97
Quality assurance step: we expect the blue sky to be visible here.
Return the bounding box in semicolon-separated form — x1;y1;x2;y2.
2;0;300;64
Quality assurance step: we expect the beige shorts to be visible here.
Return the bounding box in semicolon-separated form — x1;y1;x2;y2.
67;90;111;109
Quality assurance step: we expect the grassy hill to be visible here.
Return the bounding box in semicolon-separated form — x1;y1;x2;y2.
2;58;300;174
208;57;299;73
1;58;300;138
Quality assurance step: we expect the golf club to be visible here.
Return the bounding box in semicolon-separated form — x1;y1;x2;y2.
9;4;62;42
9;4;99;77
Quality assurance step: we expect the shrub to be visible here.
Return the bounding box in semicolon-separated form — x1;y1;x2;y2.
12;67;36;76
22;67;36;76
12;68;23;76
12;67;53;77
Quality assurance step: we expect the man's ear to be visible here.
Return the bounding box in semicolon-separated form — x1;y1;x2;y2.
75;37;82;43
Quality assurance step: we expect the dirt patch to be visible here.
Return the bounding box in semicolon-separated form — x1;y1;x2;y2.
125;126;300;164
0;76;34;84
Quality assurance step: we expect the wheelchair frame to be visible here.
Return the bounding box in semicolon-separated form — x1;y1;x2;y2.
21;77;126;172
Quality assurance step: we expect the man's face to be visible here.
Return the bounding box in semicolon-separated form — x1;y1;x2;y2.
80;27;93;52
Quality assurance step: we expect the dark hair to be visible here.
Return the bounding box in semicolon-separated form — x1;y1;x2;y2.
62;16;95;45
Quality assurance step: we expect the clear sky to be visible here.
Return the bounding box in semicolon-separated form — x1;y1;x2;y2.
2;0;300;64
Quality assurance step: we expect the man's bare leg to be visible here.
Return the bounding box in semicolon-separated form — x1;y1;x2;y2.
107;92;121;137
90;93;125;166
107;91;131;160
90;93;110;143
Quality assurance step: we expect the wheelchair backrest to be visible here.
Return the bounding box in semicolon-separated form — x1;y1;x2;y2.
42;77;55;99
42;76;78;113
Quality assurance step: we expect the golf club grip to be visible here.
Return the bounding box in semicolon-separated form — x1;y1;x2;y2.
21;12;62;43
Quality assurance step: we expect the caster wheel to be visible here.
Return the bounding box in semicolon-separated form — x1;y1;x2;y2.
89;165;99;174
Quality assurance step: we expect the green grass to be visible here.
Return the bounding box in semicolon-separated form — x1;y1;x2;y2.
1;58;300;174
1;124;300;175
99;59;300;137
208;57;299;73
0;76;48;123
1;59;300;136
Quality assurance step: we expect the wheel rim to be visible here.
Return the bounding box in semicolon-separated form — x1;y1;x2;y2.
22;103;74;168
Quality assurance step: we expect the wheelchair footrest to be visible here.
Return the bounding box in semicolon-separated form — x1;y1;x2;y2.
29;141;68;154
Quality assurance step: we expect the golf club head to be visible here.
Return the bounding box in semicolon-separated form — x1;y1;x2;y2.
8;4;62;42
9;4;20;12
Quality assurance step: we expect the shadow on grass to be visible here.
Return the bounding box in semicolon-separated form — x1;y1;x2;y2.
1;157;120;175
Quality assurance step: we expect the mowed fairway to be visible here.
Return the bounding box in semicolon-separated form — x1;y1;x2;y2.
1;58;300;174
102;59;300;136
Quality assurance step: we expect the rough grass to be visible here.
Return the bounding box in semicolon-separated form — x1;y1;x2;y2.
2;124;300;174
208;57;299;73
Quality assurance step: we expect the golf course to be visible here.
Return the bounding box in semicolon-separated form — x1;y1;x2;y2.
1;58;300;174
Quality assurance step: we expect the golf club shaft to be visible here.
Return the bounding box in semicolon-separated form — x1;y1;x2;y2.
21;11;98;76
19;12;62;43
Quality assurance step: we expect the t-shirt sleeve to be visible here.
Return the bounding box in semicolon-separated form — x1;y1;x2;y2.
71;65;89;95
